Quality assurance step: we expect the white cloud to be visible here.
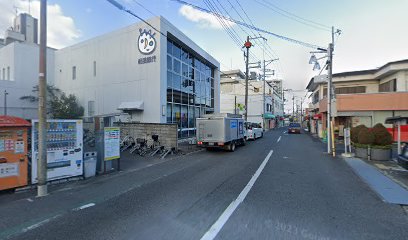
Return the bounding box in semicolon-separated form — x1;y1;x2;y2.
0;0;80;49
179;5;235;29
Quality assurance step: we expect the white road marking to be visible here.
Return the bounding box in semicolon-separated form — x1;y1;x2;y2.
22;214;61;233
73;203;96;211
283;131;286;134
26;198;34;202
200;150;274;240
277;136;281;143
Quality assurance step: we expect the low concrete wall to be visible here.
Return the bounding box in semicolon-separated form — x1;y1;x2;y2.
114;122;178;149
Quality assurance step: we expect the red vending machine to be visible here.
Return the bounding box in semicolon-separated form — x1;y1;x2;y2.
0;116;30;191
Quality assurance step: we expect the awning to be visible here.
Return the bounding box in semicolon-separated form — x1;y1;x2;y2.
118;101;144;111
264;113;275;119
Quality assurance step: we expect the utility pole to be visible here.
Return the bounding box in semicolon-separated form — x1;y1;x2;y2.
244;36;252;122
4;90;8;115
37;0;47;197
234;95;237;114
328;26;335;156
292;95;295;120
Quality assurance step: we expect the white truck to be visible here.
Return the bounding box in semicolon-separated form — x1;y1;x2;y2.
196;113;246;152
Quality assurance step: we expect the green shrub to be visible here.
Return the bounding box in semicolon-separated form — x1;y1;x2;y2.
351;125;365;143
371;123;393;146
353;142;369;149
358;127;375;145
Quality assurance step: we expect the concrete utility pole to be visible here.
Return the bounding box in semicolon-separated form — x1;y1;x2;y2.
244;36;252;122
4;90;8;115
292;95;295;119
327;26;335;156
37;0;47;197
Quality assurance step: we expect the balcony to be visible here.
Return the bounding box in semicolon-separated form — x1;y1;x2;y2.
318;92;408;112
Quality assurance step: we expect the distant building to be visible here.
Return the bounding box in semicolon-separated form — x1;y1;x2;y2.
220;70;284;129
4;13;38;45
0;13;54;119
306;59;408;140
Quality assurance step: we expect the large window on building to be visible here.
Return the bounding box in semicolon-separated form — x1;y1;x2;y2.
379;79;397;92
335;86;366;94
166;38;215;138
72;66;76;80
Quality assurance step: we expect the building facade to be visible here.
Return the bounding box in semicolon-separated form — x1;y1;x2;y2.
54;17;220;138
220;70;284;129
0;13;54;119
307;59;408;140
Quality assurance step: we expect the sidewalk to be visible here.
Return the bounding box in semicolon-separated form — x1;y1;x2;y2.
306;131;408;196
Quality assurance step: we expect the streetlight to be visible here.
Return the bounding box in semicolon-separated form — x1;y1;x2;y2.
4;90;8;115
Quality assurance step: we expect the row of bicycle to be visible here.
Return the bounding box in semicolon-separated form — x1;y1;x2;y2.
120;134;174;159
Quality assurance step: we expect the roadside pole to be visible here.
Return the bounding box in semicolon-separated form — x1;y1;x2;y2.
244;36;251;122
37;0;48;197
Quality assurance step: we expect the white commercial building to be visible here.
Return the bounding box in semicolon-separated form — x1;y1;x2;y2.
0;13;55;119
54;16;220;138
220;70;284;129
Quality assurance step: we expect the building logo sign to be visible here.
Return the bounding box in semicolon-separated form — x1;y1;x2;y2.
138;28;157;65
138;28;156;55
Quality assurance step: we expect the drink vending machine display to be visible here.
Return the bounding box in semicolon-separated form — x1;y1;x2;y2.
31;120;83;183
0;116;30;191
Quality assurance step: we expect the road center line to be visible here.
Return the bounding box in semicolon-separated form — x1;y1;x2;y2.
200;150;274;240
277;136;281;143
73;203;96;211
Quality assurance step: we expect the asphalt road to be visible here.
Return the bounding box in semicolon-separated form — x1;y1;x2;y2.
8;128;408;240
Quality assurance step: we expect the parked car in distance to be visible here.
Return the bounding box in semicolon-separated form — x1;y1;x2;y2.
397;144;408;170
288;122;301;134
246;122;263;140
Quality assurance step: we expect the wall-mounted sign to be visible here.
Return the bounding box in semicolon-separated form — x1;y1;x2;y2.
138;28;156;55
137;28;157;65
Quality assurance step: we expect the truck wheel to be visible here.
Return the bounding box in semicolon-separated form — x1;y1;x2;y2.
229;143;236;152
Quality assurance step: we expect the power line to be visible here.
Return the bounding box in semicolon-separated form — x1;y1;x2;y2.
106;0;167;37
211;0;261;62
257;0;332;31
170;0;323;49
204;0;241;47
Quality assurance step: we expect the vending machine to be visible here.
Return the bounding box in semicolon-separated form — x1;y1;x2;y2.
31;120;83;183
0;116;30;191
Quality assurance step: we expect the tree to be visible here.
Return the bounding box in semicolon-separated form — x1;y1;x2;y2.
371;123;393;146
20;84;84;119
51;93;84;119
358;127;375;145
351;124;365;143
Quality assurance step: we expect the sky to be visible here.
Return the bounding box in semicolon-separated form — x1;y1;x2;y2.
1;0;407;113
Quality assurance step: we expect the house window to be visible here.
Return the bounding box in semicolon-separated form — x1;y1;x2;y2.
313;91;320;104
254;87;260;93
2;68;4;80
379;79;397;92
7;66;10;80
72;66;76;80
93;61;96;77
335;86;366;94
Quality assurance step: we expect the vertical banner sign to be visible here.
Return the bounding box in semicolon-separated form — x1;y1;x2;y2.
104;127;120;161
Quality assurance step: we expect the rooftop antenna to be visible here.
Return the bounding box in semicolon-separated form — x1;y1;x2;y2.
13;4;18;16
